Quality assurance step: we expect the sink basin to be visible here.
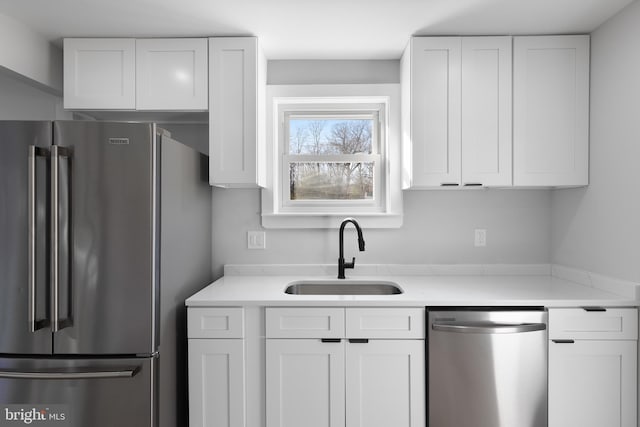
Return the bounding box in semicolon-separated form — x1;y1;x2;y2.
284;280;403;295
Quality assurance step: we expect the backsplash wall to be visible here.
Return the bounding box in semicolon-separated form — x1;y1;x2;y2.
211;188;551;279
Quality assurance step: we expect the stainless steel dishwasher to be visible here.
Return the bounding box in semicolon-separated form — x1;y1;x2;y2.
428;308;548;427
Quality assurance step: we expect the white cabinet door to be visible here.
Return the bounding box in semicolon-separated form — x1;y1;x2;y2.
461;37;512;187
549;340;637;427
345;340;425;427
63;38;136;109
266;339;345;427
403;37;512;188
406;37;461;187
209;37;266;187
136;38;208;111
513;35;590;187
188;339;245;427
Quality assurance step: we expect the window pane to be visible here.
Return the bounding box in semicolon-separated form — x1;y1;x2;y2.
289;162;374;200
289;118;373;155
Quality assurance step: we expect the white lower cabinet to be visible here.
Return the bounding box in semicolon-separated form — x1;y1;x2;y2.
188;305;640;427
345;340;425;427
548;308;638;427
187;308;246;427
265;339;424;427
549;340;636;427
266;339;346;427
188;339;245;427
265;307;425;427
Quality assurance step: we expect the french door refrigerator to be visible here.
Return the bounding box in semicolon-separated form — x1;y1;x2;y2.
0;121;212;427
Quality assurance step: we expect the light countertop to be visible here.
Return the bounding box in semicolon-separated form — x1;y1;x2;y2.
186;272;639;307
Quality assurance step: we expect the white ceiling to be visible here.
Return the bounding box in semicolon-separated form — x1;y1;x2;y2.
0;0;635;59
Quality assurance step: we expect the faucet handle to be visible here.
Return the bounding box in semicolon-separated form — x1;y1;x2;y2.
344;257;356;269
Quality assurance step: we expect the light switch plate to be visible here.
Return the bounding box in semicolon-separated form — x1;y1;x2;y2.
247;231;266;249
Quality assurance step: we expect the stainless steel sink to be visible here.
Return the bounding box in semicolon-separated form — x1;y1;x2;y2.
284;280;403;295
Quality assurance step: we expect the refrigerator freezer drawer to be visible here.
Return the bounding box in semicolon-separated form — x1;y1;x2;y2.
0;356;157;427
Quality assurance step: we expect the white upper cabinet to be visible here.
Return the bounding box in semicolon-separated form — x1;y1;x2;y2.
136;38;208;111
209;37;266;187
402;36;512;188
403;34;589;189
513;35;590;187
63;38;208;111
402;37;461;188
64;38;136;110
461;37;512;187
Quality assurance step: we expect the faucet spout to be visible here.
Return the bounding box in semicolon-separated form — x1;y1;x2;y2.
338;218;365;279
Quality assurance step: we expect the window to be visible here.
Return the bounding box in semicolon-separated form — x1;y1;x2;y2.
282;107;383;212
262;85;402;228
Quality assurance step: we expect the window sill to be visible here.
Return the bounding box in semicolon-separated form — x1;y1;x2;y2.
261;212;403;229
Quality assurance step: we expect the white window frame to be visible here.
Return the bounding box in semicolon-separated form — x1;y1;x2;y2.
262;84;403;229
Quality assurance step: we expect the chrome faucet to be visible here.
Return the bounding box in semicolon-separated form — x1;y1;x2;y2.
338;218;365;279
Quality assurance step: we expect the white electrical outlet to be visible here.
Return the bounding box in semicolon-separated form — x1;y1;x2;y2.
247;231;266;249
474;229;487;247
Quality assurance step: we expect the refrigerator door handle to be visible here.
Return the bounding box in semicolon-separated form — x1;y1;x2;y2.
0;367;139;380
28;145;50;333
51;145;71;333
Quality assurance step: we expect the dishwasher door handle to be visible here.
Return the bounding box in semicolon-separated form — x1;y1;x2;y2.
432;322;547;334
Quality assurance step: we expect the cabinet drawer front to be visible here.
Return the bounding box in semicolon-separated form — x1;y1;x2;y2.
549;308;638;340
346;308;425;339
188;307;244;338
266;308;345;338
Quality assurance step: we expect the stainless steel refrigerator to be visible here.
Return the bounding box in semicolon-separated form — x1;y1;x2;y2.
0;121;212;427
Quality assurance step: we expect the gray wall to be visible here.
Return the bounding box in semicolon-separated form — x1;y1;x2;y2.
212;188;551;279
0;12;63;93
0;70;68;120
4;22;635;287
209;59;552;279
551;0;640;283
161;122;208;154
0;53;555;287
268;60;399;84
